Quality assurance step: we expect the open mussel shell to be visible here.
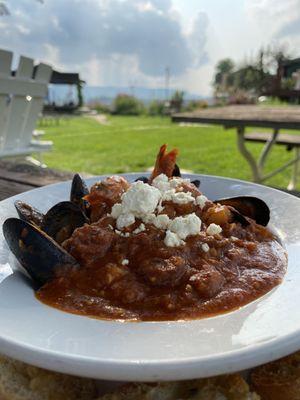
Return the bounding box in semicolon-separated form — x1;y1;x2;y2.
14;200;44;226
172;164;181;177
214;196;270;226
70;173;90;215
41;201;89;244
191;179;200;189
3;218;79;287
135;176;149;183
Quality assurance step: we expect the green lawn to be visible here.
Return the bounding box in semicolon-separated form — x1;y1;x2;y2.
40;115;298;189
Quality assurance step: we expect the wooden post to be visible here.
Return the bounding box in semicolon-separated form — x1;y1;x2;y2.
236;126;261;182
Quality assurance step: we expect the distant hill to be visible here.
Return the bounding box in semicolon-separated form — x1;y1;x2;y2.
83;86;205;104
48;85;209;106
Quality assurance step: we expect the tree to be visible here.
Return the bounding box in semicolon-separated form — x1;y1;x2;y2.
170;90;185;113
213;58;235;94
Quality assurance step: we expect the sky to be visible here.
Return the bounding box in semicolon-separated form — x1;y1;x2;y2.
0;0;300;96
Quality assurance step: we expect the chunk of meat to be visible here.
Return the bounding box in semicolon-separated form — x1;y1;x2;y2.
108;277;147;304
63;223;115;266
190;267;225;299
138;256;187;287
85;176;130;222
150;144;179;180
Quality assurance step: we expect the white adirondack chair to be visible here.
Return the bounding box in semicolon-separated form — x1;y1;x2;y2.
0;49;53;164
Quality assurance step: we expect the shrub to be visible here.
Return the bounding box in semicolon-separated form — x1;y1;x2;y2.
88;101;111;114
148;100;166;116
183;100;208;112
112;94;145;115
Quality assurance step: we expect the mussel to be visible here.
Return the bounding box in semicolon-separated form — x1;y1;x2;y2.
213;196;270;226
15;200;89;244
14;200;44;226
70;173;90;216
3;218;79;286
41;201;89;244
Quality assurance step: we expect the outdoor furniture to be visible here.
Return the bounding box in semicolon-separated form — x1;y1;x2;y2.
0;49;53;164
172;105;300;190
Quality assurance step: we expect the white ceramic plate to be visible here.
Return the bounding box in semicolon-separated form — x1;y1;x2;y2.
0;174;299;381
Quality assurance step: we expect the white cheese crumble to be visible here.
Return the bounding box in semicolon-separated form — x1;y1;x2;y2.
151;173;170;192
169;177;191;188
121;259;129;265
196;195;208;209
161;188;176;201
206;223;222;236
201;243;210;252
157;203;164;213
153;214;170;229
116;213;135;229
142;213;156;224
171;191;194;204
111;203;122;218
133;223;146;234
164;230;184;247
121;181;161;216
168;213;201;240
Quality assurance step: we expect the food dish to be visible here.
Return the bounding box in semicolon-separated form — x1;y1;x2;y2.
3;145;287;321
0;166;299;380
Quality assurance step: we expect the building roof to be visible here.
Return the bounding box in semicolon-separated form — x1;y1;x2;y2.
282;58;300;78
50;70;84;85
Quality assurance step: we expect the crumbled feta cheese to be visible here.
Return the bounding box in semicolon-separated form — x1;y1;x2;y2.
122;259;129;265
111;203;123;218
168;213;201;240
153;214;170;229
231;236;239;241
161;189;176;201
151;173;170;192
142;213;156;224
206;223;222;236
122;181;161;216
196;195;208;209
115;229;121;235
171;191;195;204
169;177;191;188
164;230;185;247
201;243;210;252
121;232;130;237
157;202;164;213
133;223;146;234
116;213;135;229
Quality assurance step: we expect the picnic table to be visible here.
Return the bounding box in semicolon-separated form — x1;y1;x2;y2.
172;105;300;190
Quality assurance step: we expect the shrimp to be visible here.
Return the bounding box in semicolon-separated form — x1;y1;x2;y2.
150;144;179;181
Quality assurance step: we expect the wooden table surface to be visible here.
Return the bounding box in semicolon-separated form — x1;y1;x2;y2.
0;161;74;201
172;105;300;129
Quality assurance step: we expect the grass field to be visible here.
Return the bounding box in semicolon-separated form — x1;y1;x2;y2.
40;115;298;189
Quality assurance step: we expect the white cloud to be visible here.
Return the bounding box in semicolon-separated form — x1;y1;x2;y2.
0;0;210;91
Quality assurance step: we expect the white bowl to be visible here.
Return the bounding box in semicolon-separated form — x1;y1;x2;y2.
0;174;299;381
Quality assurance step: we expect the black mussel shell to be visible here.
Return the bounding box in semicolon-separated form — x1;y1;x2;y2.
172;164;181;177
191;179;201;189
14;200;44;226
70;174;89;210
135;176;149;183
3;218;79;286
41;201;89;244
214;196;270;226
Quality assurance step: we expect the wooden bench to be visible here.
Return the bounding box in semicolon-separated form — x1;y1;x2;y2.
245;132;300;150
244;131;300;190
